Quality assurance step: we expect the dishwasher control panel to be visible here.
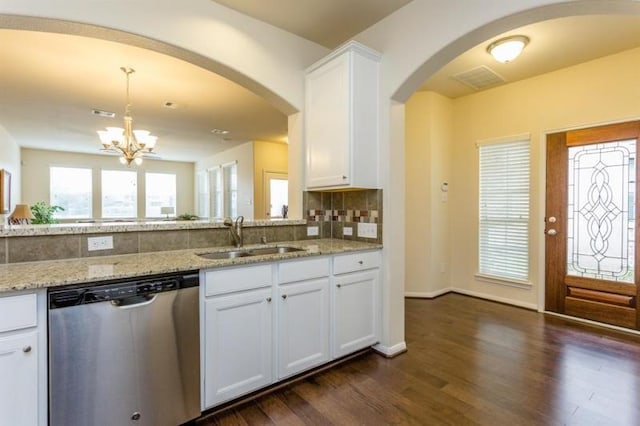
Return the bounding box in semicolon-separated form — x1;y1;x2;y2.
49;272;198;309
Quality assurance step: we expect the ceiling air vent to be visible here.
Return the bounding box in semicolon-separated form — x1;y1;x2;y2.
91;109;115;118
451;65;505;90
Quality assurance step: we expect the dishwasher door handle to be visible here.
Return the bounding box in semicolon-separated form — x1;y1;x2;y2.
110;294;158;309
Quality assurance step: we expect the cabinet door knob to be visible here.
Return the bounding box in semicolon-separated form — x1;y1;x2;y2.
23;346;32;353
282;294;287;300
342;175;347;180
336;284;341;288
266;297;272;302
358;260;364;265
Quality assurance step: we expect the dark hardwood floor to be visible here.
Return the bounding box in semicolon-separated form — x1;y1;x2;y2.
198;294;640;425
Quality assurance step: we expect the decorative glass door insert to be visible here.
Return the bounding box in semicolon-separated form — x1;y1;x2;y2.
567;140;636;283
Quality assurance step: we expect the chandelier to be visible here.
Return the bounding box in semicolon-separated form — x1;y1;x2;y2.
97;67;158;166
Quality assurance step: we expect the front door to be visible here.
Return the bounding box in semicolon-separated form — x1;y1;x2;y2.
545;121;640;329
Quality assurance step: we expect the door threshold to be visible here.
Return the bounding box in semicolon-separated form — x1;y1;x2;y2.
545;311;640;337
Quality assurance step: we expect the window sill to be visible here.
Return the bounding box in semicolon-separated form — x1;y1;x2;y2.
474;273;532;289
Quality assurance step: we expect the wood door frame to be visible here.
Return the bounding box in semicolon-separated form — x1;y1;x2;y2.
544;120;640;329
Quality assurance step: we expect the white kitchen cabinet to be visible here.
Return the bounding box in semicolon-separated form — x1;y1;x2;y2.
305;41;381;189
200;250;380;408
0;291;46;426
331;251;381;359
0;332;38;426
277;277;330;379
201;265;274;409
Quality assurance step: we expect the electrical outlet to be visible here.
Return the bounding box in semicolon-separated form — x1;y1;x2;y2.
357;223;377;239
307;226;319;236
343;226;353;236
87;236;114;251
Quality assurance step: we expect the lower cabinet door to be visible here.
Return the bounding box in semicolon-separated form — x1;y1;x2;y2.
0;331;38;426
332;269;380;358
203;288;273;408
277;278;330;379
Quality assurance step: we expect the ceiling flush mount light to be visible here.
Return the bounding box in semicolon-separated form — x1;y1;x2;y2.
97;67;158;166
487;35;529;63
211;128;230;135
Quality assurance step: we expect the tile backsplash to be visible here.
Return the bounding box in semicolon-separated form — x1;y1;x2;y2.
303;189;382;243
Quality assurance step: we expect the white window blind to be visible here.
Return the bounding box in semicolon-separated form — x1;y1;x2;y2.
209;167;223;219
223;162;238;218
478;139;530;282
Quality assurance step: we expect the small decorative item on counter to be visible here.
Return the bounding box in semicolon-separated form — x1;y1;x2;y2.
30;201;64;224
177;213;199;221
8;204;34;225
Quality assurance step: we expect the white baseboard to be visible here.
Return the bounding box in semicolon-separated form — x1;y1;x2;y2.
372;341;407;358
405;287;452;298
450;287;538;310
405;287;538;311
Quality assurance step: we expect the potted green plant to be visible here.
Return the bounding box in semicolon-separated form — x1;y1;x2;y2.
176;213;199;221
30;201;64;224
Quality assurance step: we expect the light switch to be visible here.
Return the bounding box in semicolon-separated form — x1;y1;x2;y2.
357;223;377;239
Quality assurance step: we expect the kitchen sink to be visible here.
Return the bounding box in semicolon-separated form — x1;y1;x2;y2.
247;246;305;256
197;250;253;260
197;246;305;260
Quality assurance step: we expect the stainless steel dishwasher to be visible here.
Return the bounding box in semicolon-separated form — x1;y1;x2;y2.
48;271;200;426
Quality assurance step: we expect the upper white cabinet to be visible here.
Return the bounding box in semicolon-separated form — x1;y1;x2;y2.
305;41;381;189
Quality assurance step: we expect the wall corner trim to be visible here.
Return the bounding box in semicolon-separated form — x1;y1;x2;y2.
405;288;452;299
372;341;407;358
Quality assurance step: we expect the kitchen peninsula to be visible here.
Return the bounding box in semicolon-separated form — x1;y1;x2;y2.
0;219;382;426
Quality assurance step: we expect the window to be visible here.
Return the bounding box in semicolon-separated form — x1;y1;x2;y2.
478;139;530;283
50;167;92;219
102;170;137;218
223;163;238;218
196;170;209;218
145;173;176;218
209;167;223;219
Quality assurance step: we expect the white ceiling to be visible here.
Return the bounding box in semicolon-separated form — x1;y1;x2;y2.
420;15;640;98
210;0;413;48
2;8;640;164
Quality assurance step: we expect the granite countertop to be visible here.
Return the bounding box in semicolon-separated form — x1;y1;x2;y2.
0;218;306;237
0;239;382;293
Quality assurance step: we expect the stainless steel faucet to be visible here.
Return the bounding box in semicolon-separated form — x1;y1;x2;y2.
224;216;244;247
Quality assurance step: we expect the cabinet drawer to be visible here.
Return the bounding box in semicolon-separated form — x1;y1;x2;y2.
333;251;381;275
204;264;273;297
279;257;329;284
0;293;37;333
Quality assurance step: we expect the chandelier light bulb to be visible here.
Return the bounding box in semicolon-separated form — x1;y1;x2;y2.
487;35;529;63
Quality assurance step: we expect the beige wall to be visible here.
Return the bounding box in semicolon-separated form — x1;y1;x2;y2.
0;124;21;219
195;142;254;219
253;141;288;220
21;148;194;219
406;46;640;309
405;92;452;297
